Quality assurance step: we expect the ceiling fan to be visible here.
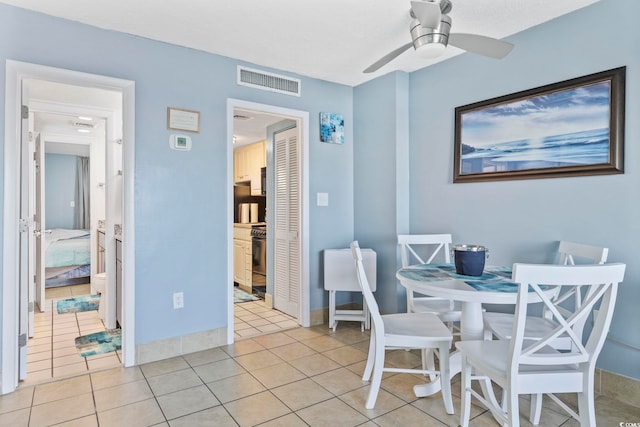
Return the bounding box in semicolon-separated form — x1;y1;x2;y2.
363;0;514;73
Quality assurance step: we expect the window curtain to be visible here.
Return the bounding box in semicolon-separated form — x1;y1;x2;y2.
73;156;90;229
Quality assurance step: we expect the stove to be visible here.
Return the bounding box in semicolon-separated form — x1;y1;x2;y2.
251;226;267;239
251;226;267;277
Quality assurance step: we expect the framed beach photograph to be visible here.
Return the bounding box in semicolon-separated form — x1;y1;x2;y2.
453;67;625;183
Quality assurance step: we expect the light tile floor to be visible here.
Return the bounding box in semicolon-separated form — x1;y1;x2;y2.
24;284;121;385
5;321;638;426
234;298;298;340
26;286;295;385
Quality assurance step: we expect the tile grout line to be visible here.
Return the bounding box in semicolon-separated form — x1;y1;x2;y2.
73;307;90;373
48;300;55;379
139;356;173;425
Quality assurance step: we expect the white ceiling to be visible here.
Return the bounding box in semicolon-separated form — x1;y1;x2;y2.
233;109;287;147
13;0;599;146
28;79;115;155
2;0;599;87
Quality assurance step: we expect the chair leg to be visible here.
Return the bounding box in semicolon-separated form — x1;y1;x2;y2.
422;349;438;381
529;393;543;425
362;332;376;381
505;383;521;427
438;343;454;415
365;341;385;409
577;384;597;426
460;355;472;427
477;376;506;425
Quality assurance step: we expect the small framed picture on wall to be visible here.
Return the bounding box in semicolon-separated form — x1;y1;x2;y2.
320;112;344;144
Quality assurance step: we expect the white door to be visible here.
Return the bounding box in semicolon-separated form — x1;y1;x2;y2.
34;134;46;312
273;126;300;317
26;99;36;335
18;84;32;380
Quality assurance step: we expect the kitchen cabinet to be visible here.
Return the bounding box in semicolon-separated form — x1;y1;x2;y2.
234;141;265;195
234;146;250;182
233;225;253;293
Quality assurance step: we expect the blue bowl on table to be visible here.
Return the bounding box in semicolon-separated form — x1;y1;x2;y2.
453;245;488;276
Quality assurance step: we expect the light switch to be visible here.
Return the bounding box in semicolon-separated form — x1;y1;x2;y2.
70;201;75;208
317;192;329;206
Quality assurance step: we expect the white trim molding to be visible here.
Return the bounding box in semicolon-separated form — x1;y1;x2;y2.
226;98;310;345
2;60;135;394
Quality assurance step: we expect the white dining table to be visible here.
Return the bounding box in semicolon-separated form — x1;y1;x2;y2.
396;263;550;397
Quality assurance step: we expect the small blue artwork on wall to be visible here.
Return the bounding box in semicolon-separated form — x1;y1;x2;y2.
320;112;344;144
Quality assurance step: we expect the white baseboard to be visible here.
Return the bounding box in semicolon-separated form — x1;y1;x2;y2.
597;368;640;408
135;327;227;365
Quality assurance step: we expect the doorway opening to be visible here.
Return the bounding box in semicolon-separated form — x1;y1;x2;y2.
2;60;135;394
227;99;310;344
29;99;118;383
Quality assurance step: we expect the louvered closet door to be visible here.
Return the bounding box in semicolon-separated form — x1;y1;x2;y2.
274;126;300;318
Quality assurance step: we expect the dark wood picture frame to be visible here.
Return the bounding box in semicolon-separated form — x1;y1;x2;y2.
453;67;625;183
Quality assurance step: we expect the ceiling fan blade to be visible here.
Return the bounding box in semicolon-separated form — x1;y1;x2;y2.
363;42;413;73
448;33;514;59
410;1;442;28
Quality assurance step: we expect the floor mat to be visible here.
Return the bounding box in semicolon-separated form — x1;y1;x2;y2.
56;294;100;314
75;329;121;357
234;287;259;303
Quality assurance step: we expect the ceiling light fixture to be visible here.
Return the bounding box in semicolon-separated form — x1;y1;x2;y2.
410;14;451;59
77;129;91;133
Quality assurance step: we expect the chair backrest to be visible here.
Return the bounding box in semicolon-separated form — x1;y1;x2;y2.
509;263;625;372
398;234;452;267
550;242;609;328
557;241;609;265
351;241;383;333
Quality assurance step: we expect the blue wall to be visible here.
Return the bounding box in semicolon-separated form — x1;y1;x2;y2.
44;154;76;229
0;4;353;349
354;72;410;314
354;0;639;379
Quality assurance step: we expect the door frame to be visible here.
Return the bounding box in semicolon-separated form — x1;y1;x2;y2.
2;60;136;394
31;101;113;313
226;99;310;344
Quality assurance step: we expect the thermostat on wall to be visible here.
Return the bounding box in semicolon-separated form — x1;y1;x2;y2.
170;134;192;151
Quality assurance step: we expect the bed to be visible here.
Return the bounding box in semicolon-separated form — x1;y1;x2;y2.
45;229;91;288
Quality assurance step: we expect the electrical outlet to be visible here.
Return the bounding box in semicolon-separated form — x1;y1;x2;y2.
173;292;184;309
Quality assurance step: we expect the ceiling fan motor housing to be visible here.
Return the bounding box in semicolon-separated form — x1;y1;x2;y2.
410;13;452;51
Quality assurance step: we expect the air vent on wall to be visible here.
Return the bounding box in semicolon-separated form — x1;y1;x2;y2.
237;66;301;97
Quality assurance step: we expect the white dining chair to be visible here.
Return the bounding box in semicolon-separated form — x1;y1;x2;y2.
484;241;609;342
398;234;462;323
351;241;454;413
482;241;609;423
457;262;625;427
398;234;462;380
